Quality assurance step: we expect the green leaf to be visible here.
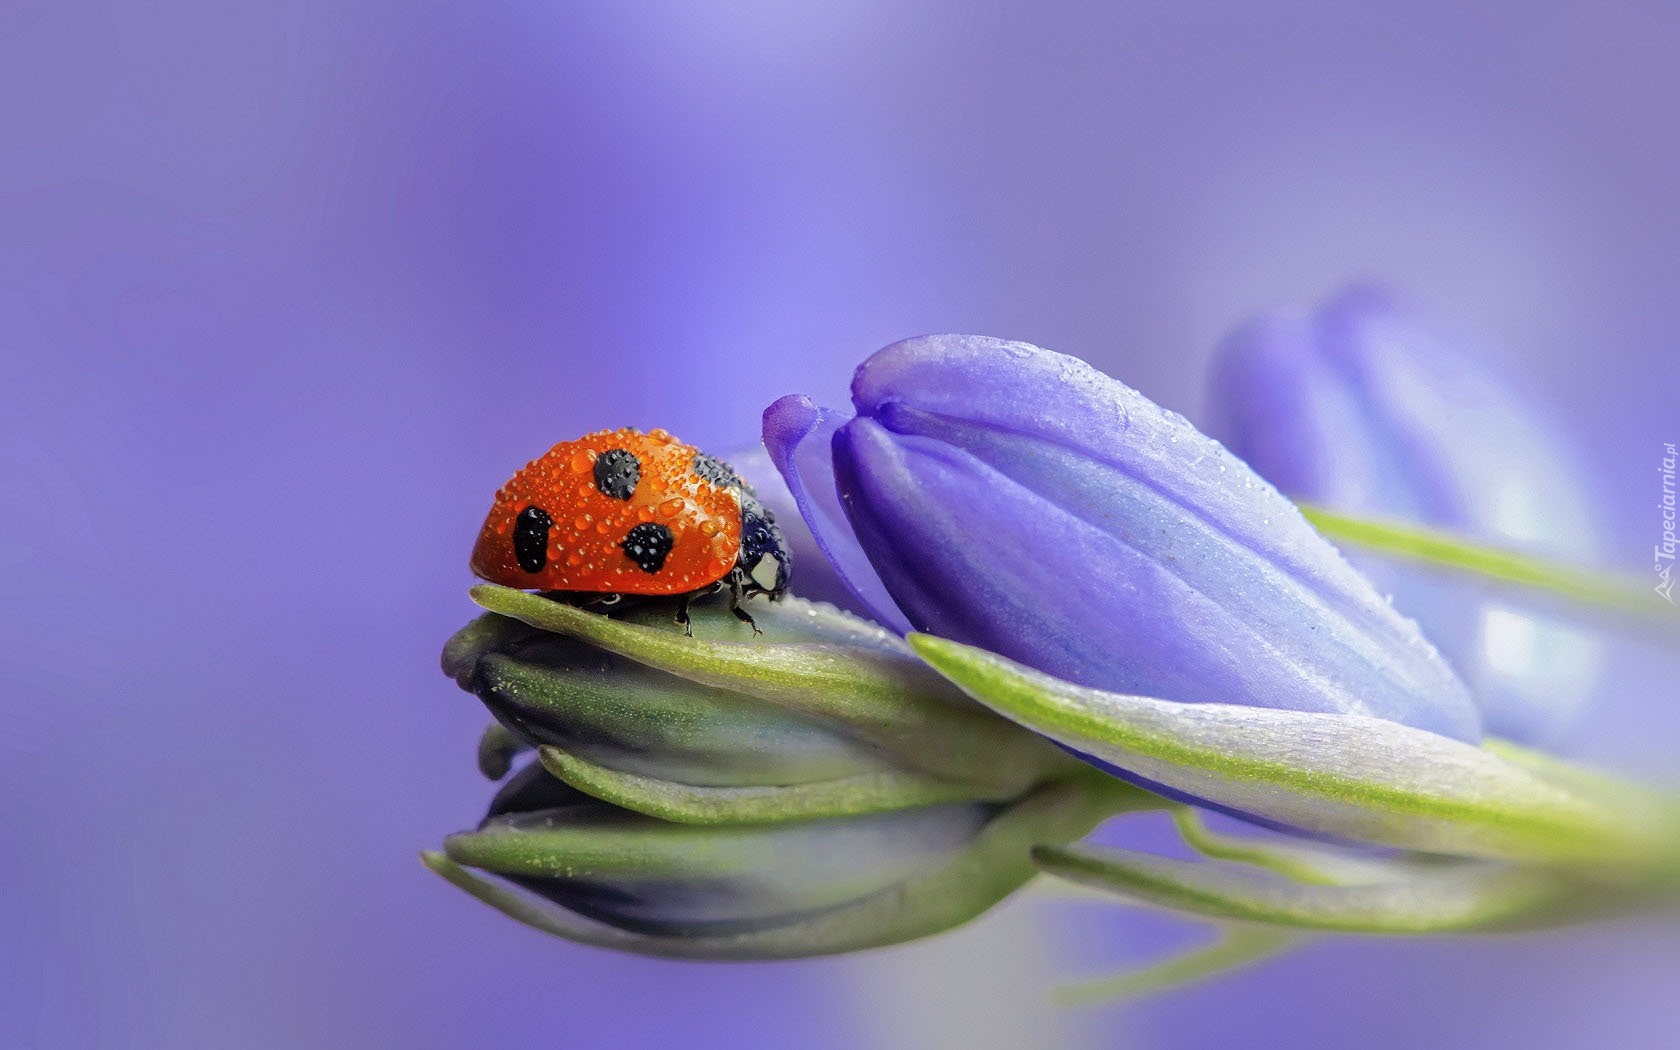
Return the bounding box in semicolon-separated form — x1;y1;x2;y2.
1299;504;1672;628
908;633;1641;864
1034;844;1580;933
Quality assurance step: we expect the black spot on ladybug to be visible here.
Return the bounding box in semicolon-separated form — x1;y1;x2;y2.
691;451;740;488
621;522;674;573
514;506;552;573
594;449;641;500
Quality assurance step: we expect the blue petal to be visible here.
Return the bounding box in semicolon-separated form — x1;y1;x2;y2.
841;334;1481;742
762;394;913;633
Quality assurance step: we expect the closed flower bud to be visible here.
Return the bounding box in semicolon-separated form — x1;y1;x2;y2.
765;334;1480;742
442;586;1076;822
427;713;1139;958
451;762;995;936
1207;285;1602;744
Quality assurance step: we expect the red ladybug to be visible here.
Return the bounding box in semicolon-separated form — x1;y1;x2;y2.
471;428;790;630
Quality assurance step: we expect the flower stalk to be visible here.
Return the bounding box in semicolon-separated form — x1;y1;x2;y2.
431;321;1679;990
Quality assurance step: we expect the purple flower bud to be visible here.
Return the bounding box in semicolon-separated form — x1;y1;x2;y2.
1206;286;1602;744
765;334;1481;742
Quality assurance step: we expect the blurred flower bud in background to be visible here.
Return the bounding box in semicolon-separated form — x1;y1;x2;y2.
1206;285;1603;745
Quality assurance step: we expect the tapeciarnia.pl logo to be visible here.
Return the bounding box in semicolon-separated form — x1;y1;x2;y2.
1659;442;1677;604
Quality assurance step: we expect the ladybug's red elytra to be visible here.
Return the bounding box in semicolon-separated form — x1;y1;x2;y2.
471;428;791;630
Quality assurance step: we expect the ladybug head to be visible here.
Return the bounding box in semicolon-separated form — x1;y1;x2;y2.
736;491;791;598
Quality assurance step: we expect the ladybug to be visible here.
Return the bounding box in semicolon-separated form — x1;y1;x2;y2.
470;427;791;632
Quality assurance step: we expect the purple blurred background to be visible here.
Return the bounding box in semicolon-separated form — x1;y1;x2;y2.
5;3;1677;1048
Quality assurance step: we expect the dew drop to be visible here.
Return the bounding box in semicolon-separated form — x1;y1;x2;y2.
659;497;684;518
570;450;595;474
573;514;591;531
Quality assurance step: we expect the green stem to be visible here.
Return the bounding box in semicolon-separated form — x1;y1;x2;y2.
1170;809;1349;886
1052;927;1301;1006
1299;504;1672;628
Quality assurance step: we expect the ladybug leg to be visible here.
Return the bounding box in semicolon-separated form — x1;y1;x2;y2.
727;574;761;635
674;593;693;637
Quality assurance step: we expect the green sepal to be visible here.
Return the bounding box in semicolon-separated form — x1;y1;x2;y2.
469;640;901;789
908;633;1645;865
1033;843;1588;933
447;800;981;883
476;722;529;780
442;611;541;688
535;745;989;824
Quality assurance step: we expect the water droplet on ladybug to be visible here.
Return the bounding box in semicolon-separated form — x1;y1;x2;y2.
570;450;595;473
659;497;683;517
